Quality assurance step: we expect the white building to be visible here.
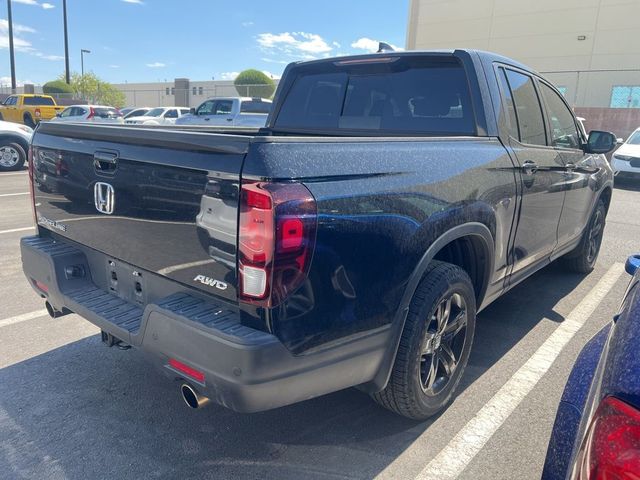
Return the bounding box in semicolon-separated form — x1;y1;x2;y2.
406;0;640;108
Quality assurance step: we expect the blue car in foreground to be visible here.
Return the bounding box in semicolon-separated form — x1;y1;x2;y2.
543;254;640;479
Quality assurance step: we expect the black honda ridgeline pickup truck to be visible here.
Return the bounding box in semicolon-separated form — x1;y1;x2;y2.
22;49;617;419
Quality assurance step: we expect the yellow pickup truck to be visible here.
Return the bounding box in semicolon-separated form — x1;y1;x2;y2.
0;94;65;127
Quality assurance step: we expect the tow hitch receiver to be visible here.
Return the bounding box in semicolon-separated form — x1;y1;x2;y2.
101;331;131;350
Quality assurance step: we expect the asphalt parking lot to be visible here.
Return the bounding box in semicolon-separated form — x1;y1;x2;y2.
1;169;639;480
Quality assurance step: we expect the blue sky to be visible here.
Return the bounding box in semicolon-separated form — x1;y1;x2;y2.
0;0;408;86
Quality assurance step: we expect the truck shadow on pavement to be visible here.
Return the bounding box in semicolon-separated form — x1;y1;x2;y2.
0;264;585;480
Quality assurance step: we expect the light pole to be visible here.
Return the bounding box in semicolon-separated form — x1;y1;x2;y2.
80;48;90;100
7;0;17;93
63;0;70;84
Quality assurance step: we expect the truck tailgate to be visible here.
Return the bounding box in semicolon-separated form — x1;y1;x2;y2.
31;123;251;303
37;105;65;119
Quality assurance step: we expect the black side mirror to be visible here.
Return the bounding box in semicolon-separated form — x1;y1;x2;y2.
190;107;196;115
585;130;617;154
55;113;61;117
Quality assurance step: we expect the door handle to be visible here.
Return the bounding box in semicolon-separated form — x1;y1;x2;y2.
226;118;233;122
521;161;538;175
204;117;210;121
565;163;577;171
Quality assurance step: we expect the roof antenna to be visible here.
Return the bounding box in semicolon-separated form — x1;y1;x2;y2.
377;42;395;53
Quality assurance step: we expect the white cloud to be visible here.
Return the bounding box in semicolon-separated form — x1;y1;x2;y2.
13;0;56;8
109;64;120;68
257;31;333;61
241;21;254;27
145;62;165;68
351;37;403;53
34;52;63;60
0;76;34;87
0;19;35;51
219;71;239;80
261;57;288;65
122;0;144;3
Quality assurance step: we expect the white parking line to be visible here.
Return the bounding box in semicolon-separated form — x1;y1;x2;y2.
0;226;34;235
0;192;29;197
415;262;625;480
0;309;49;329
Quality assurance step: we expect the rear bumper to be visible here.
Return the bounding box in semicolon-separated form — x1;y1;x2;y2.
20;235;389;412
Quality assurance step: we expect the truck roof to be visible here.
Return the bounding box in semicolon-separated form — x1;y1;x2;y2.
290;49;537;76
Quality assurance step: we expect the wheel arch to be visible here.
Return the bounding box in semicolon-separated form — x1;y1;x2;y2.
0;133;29;154
364;222;495;393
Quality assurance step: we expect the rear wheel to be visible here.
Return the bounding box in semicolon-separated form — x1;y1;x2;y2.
561;200;606;273
0;142;26;171
23;114;35;128
372;261;476;419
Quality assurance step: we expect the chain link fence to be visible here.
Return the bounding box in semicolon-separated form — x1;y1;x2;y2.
117;84;278;108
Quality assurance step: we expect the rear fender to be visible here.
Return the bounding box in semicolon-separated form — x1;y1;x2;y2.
364;221;494;393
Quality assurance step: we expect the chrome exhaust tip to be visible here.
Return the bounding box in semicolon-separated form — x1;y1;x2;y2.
180;383;210;409
45;301;69;319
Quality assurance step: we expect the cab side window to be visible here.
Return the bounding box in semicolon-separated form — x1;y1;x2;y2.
164;109;178;119
504;69;547;146
196;100;215;116
539;82;581;149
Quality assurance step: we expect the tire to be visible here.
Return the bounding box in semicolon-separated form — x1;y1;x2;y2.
23;114;36;128
561;200;606;274
0;141;26;171
372;261;476;419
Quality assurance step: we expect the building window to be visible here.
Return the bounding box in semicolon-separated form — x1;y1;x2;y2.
557;86;567;97
192;86;197;95
610;86;640;108
171;87;175;95
199;87;203;95
165;87;170;95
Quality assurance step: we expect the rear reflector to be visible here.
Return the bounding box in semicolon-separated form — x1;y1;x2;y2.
33;279;48;293
576;396;640;479
168;358;205;384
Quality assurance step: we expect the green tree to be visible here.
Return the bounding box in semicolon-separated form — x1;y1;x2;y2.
42;80;74;95
234;69;275;98
57;72;126;108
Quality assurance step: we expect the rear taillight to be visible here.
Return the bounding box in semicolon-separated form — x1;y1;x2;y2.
87;107;95;119
576;396;640;479
238;182;316;307
28;147;36;224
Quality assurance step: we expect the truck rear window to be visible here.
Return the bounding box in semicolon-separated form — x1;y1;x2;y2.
23;96;56;106
274;56;475;135
241;100;271;114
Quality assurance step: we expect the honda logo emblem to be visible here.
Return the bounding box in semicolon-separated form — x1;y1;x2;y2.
94;182;115;214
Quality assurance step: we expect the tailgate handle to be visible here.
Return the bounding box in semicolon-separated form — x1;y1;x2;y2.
94;151;118;173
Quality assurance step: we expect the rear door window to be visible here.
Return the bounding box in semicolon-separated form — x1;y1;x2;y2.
275;56;476;135
504;70;547;146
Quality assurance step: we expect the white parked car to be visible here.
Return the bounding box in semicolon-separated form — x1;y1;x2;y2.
0;119;32;171
50;105;124;124
123;107;151;120
176;97;272;127
125;107;191;125
612;127;640;180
